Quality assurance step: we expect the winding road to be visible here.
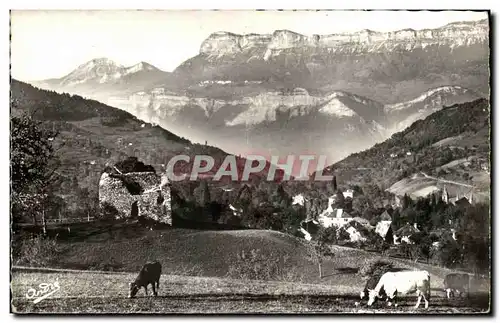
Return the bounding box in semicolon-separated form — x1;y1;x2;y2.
419;172;475;188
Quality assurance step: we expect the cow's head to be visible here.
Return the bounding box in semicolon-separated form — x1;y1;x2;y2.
128;282;139;298
367;289;381;306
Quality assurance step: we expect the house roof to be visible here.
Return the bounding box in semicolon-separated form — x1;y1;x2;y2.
395;223;420;236
345;220;373;235
379;210;392;221
335;209;351;218
454;197;471;207
352;217;372;228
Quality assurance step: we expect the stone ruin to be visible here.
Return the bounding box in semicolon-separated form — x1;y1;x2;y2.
98;162;172;225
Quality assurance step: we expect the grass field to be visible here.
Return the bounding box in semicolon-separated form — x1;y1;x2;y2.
11;225;491;314
11;269;490;314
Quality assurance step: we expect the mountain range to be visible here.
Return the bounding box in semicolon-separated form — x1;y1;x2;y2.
29;18;489;164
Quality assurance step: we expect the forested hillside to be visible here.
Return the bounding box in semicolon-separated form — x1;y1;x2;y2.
10;80;230;219
323;98;490;189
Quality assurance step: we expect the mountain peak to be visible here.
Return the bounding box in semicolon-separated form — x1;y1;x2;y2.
126;61;159;74
57;58;163;86
78;57;122;69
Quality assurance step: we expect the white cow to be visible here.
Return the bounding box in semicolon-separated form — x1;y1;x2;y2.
367;270;431;309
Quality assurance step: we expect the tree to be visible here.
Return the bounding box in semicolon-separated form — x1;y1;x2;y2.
271;184;291;208
352;195;370;215
307;227;335;278
11;113;60;226
334;190;345;209
195;180;211;207
76;186;98;220
458;203;490;274
11;114;57;196
332;176;338;191
402;193;413;209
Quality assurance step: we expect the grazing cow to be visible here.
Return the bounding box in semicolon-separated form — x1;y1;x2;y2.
367;271;431;309
360;268;405;303
360;272;387;302
128;261;162;298
444;273;470;299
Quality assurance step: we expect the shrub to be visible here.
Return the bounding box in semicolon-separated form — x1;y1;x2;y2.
226;249;303;282
358;258;394;277
433;237;463;268
99;201;120;220
14;235;64;267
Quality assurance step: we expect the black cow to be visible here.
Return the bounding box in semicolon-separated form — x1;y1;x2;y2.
128;261;162;298
444;273;470;298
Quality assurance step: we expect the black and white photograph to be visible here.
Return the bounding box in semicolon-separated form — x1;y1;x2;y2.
9;9;491;314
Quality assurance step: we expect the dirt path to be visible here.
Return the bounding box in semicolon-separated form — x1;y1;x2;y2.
420;172;475;188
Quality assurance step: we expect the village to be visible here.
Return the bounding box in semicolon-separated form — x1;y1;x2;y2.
94;155;482;271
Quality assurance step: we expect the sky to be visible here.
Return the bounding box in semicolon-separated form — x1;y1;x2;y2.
10;10;488;81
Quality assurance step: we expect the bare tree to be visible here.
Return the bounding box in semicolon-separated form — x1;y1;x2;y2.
306;227;335;278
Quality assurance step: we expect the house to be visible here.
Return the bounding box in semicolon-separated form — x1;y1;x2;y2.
393;223;420;245
406;151;412;156
379;210;392;221
318;207;352;228
292;194;305;206
344;225;366;242
339;220;378;242
299;228;312;241
442;185;474;205
453;197;472;208
98;169;172;224
375;220;393;242
352;217;372;229
390;153;398;158
430;227;458;244
343;189;354;199
299;218;321;241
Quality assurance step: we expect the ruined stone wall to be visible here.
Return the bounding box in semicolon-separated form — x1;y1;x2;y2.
98;172;172;225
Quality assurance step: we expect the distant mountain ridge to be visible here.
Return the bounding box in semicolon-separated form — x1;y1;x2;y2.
173;18;489;100
32;58;170;97
198;19;488;59
108;83;480;162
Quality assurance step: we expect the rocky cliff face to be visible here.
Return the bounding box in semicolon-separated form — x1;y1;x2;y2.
105;84;479;163
123;87;385;126
199;19;488;59
173;19;489;102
